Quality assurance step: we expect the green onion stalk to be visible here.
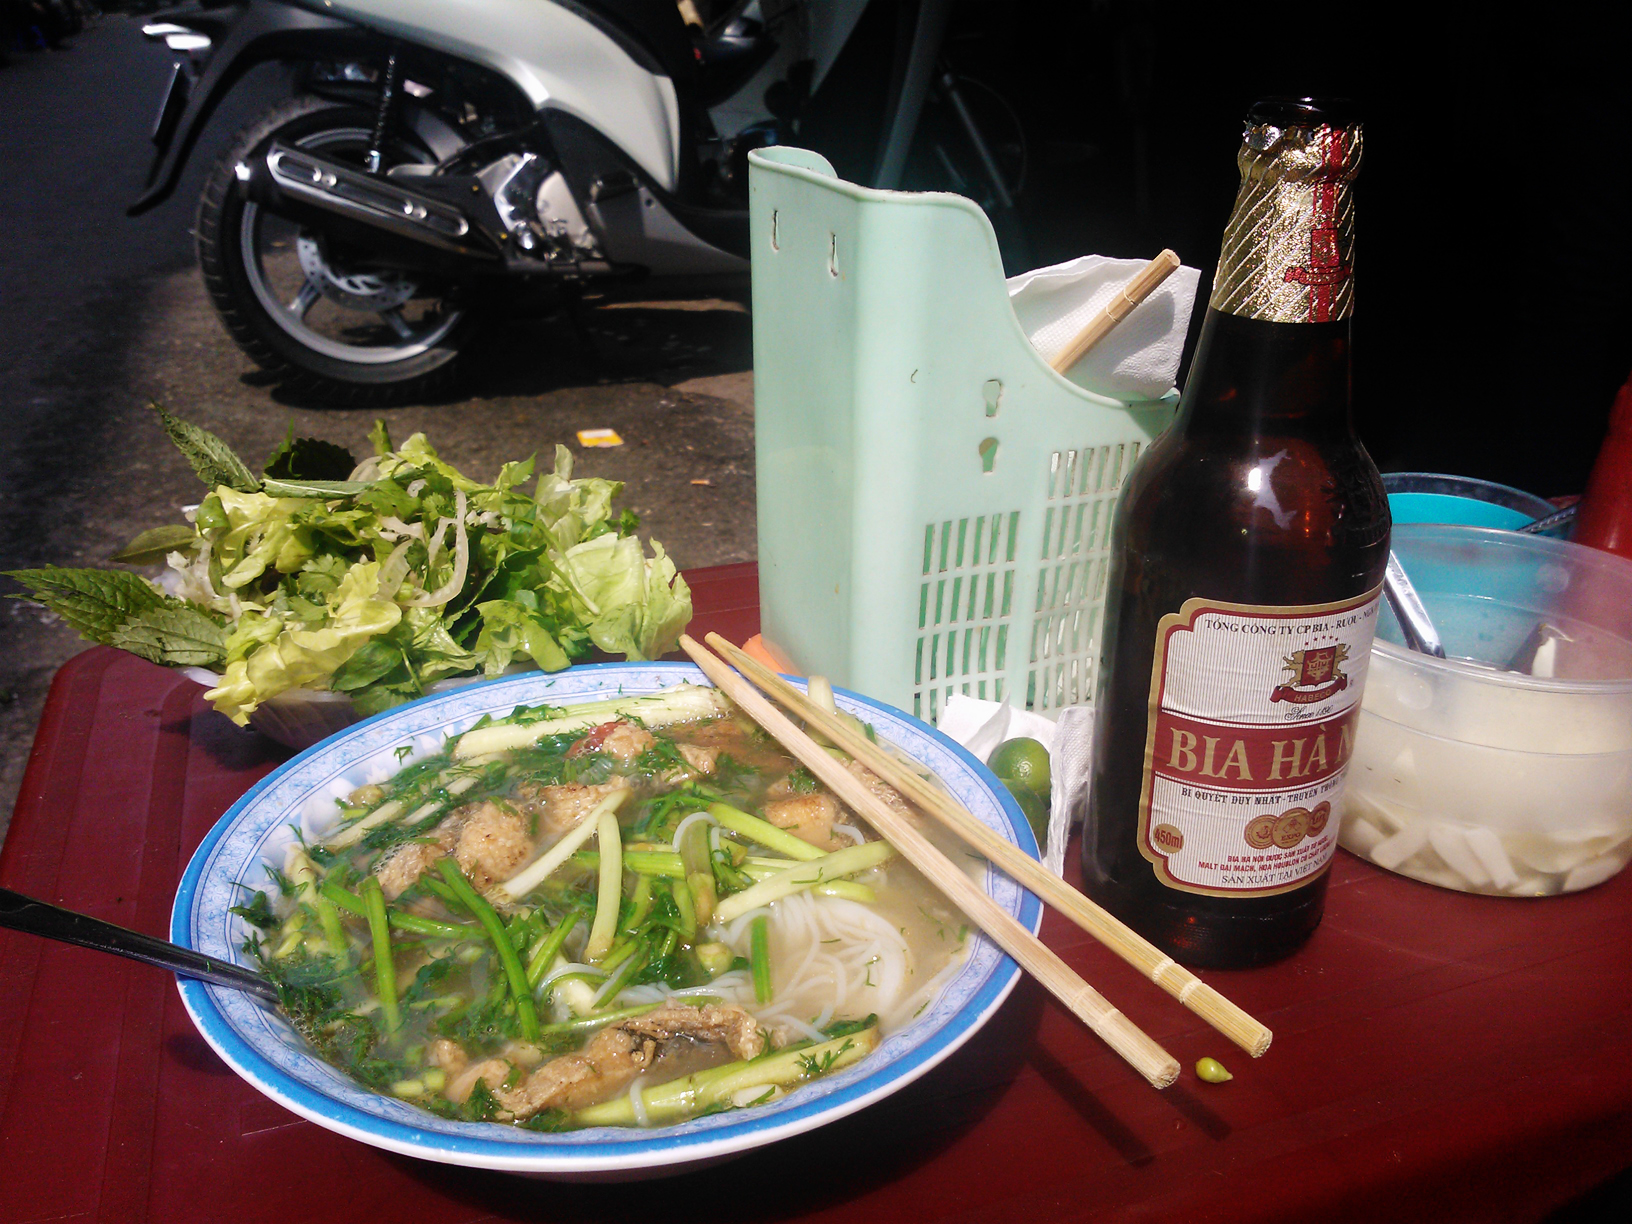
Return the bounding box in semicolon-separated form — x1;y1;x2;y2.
436;858;540;1041
320;881;476;940
584;807;624;962
572;1026;881;1128
714;840;896;924
750;915;773;1004
679;819;717;927
358;876;401;1032
525;908;585;989
708;803;824;861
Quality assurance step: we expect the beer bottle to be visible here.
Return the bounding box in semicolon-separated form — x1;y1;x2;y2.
1081;98;1390;968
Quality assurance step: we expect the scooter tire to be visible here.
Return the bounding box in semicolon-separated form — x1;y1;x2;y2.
196;95;483;408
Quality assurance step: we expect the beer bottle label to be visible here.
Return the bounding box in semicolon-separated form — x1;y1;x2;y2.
1135;587;1383;896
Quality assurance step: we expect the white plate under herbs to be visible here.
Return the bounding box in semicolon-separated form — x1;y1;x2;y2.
179;665;534;751
171;663;1041;1178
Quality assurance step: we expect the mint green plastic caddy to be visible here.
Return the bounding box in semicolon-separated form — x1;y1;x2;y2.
748;147;1177;722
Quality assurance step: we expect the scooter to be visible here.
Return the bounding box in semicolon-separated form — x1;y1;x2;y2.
131;0;1022;405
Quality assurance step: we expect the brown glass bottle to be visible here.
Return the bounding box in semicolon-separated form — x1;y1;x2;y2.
1081;98;1390;969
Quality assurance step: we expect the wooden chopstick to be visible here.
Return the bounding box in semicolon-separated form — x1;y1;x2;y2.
705;631;1273;1059
679;634;1181;1090
1048;249;1183;374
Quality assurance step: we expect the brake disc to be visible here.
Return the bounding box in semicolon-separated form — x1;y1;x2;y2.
294;233;418;312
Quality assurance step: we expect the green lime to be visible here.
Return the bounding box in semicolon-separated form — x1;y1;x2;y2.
989;736;1051;799
1000;778;1050;846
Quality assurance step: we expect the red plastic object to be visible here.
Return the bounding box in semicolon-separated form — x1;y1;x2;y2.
2;563;1631;1223
1574;372;1632;559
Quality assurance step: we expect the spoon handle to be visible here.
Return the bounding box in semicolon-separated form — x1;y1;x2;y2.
1383;551;1447;658
0;887;279;1005
1516;503;1579;536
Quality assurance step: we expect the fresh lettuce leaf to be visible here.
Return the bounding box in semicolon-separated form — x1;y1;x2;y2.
22;409;695;724
562;536;692;660
205;561;403;722
473;599;574;674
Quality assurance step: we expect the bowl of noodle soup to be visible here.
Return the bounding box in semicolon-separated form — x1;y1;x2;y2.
173;662;1040;1177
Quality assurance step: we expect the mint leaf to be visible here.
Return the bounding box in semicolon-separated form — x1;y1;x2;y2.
348;681;418;717
5;566;168;639
109;605;229;666
264;433;357;482
4;566;227;666
329;640;405;692
152;402;260;493
111;524;200;566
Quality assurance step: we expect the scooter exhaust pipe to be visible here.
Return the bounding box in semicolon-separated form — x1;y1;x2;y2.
251;144;499;260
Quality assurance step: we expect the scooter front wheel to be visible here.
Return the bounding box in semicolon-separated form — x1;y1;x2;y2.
196;96;484;407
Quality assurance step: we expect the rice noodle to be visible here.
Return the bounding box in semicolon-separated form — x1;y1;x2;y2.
831;823;866;845
719;907;772;947
626;1076;650;1128
758;1012;826;1043
403;489;469;607
717;889;963;1033
616;984;667;1006
617;971;754;1010
539;962;605;996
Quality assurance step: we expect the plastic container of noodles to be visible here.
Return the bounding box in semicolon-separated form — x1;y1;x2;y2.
1340;525;1632;895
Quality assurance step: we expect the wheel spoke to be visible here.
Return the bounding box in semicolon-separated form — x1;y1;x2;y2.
288;280;322;320
382;308;416;340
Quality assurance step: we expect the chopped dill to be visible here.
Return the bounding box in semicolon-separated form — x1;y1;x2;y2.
229;889;278;931
822;1015;877;1039
797;1038;856;1078
521;1108;571;1132
465;1078;502;1121
785;765;819;794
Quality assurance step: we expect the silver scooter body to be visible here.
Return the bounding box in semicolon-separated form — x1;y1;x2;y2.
328;0;684;193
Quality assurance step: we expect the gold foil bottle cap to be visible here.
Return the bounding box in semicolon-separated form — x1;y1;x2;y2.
1211;98;1363;324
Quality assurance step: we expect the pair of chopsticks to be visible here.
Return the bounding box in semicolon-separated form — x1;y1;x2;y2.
678;633;1273;1090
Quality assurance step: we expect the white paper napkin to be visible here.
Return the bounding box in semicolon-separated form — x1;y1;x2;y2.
939;695;1100;877
1008;254;1200;402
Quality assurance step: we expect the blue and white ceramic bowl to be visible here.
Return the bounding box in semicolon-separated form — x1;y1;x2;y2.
172;663;1040;1178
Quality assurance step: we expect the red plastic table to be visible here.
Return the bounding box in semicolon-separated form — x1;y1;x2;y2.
2;562;1629;1223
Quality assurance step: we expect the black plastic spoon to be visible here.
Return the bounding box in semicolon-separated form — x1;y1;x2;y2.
0;886;279;1005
